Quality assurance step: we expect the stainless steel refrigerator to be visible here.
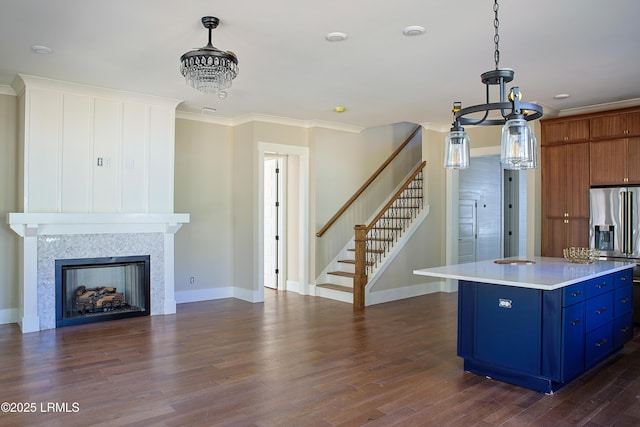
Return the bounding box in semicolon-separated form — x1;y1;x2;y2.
589;187;640;322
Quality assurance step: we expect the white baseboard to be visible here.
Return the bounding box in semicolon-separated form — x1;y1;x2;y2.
233;286;263;303
175;287;234;304
0;308;18;325
173;286;273;306
366;281;444;306
285;280;300;293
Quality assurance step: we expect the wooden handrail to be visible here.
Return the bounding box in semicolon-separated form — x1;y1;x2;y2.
316;125;422;237
365;161;426;232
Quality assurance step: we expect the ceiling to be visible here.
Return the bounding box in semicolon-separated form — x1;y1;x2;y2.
1;0;639;131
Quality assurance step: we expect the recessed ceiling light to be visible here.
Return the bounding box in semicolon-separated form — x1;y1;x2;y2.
202;107;217;113
326;32;348;42
403;26;425;36
554;93;571;100
31;45;52;54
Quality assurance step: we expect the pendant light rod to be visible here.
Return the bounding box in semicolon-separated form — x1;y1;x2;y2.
450;0;543;127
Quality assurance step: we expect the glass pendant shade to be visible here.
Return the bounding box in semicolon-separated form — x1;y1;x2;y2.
500;118;535;169
505;134;537;170
443;129;470;169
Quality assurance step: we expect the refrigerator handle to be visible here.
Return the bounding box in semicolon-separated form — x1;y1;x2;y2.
622;191;628;254
628;191;634;255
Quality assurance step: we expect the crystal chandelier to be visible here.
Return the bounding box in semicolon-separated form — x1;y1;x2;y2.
180;16;239;98
443;0;543;170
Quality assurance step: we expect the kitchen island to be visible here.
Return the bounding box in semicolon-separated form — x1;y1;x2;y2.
414;257;635;393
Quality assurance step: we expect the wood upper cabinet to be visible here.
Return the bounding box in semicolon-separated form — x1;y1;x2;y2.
589;138;640;185
589;110;640;140
542;118;590;144
628;138;640;183
588;108;640;185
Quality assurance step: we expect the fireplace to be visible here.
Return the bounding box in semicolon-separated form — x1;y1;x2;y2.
7;213;189;333
55;255;151;327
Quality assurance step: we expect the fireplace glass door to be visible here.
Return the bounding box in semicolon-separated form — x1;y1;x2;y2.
55;256;150;327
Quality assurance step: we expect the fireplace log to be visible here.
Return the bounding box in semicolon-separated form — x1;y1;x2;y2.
75;285;126;313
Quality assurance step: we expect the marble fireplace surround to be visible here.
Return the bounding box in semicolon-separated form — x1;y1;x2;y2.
7;213;189;333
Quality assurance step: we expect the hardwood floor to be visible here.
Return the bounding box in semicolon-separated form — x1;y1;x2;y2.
1;290;639;426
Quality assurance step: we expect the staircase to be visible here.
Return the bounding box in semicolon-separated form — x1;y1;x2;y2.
316;161;426;305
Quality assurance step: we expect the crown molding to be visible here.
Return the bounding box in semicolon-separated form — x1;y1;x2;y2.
16;74;182;108
0;84;16;96
420;121;450;133
175;110;364;133
553;98;640;118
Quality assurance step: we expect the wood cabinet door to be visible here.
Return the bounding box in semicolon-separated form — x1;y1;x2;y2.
590;115;626;140
542;217;568;258
567;119;590;142
541;145;567;218
542;122;569;144
543;119;589;144
590;139;627;186
566;143;590;218
566;218;589;249
625;112;640;137
627;138;640;184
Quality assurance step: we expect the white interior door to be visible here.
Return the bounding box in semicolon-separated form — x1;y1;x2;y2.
264;157;282;289
458;199;477;264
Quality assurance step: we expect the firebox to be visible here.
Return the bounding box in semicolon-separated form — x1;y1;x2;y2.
55;255;151;327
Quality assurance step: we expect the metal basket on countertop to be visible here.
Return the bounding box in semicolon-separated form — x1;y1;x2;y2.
563;247;600;264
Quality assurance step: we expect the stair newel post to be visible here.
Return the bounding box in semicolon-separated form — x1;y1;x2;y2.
354;224;368;309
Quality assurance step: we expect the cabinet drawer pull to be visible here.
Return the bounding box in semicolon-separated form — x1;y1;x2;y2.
595;338;608;347
595;283;608;289
621;326;630;333
595;307;608;315
620;276;629;281
571;291;582;297
620;298;630;304
570;319;581;326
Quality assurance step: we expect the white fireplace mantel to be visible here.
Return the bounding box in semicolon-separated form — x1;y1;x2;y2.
7;212;190;333
7;213;190;236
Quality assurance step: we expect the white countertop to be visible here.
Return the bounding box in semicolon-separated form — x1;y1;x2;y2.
413;256;636;290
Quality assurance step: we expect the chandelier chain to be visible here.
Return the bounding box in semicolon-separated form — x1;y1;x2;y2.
493;0;500;69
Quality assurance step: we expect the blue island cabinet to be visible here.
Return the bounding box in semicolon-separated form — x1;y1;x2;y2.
457;268;634;393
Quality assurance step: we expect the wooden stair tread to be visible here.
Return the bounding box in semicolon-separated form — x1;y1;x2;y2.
381;216;412;220
348;248;384;254
328;271;356;278
338;259;374;266
316;283;353;293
